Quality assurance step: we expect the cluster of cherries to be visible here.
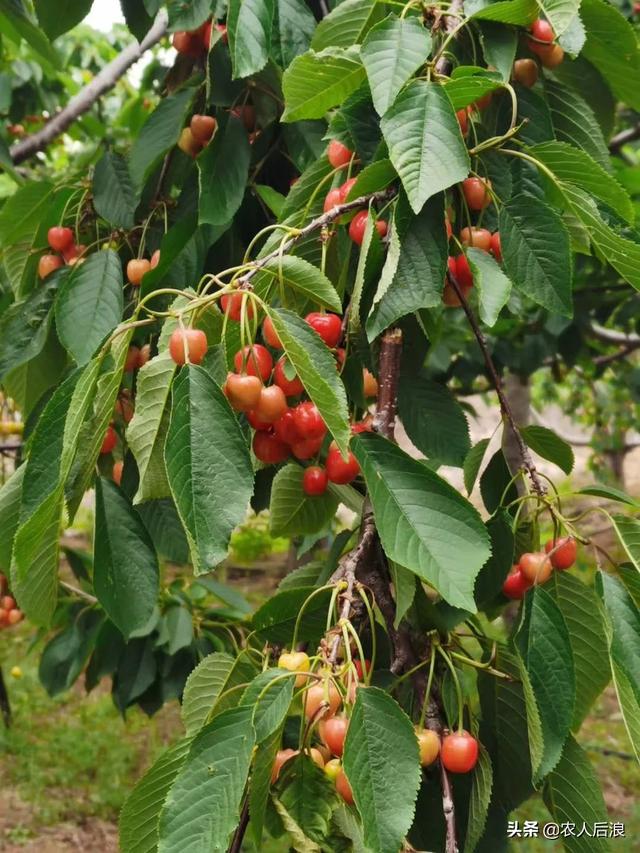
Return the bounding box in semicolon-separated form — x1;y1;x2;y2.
526;18;564;69
0;573;23;629
167;301;375;493
126;249;160;287
178;113;217;159
171;19;227;58
39;226;86;279
274;650;479;806
323;140;388;246
503;536;577;599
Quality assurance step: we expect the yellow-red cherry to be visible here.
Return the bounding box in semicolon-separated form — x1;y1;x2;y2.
100;425;117;455
278;650;311;688
502;566;532;600
303;466;329;496
190;114;217;144
221;291;254;322
304;680;341;721
513;58;539;88
460;227;492;252
127;258;151;286
441;731;479;774
254;385;287;423
319;715;349;757
225;373;262;412
462;177;492;211
112;460;124;486
416;727;441;767
271;748;298;783
519;551;553;584
262;316;282;349
38;254;63;279
169;328;208;366
327;139;353;169
545;536;577;570
336;769;354;804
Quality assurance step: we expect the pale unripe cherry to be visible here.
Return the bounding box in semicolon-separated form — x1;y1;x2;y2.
168;328;208;366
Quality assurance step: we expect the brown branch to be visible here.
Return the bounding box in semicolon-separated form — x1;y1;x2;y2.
228;797;249;853
373;328;403;438
10;12;168;165
434;0;464;76
447;270;546;497
593;344;640;367
609;124;640;154
239;188;395;288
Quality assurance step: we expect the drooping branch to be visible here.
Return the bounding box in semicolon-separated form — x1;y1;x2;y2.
10;12;169;165
239;188;395;288
447;270;547;496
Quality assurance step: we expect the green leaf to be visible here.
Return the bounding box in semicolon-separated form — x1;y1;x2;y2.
498;193;573;316
310;0;383;51
181;651;257;736
610;660;640;764
252;586;333;645
598;571;640;703
361;15;432;117
94;477;159;640
381;80;469;214
279;755;338;845
198;115;250;226
479;22;517;81
612;517;640;572
545;79;610;172
0;465;25;573
242;668;294;743
548;572;609;729
250;726;284;846
55;249;124;365
560;185;640;292
535;0;580;36
127;353;176;503
466;746;493;853
192;576;252;614
466;0;538;25
389;561;416;629
282;46;367;123
398;373;470;467
442;71;502;111
529;141;634;224
120;739;192;853
165;365;254;574
254;255;342;312
269;464;339;538
166;0;210;31
577;484;639;508
266;308;350;455
0;273;59;380
520;424;574;475
164;606;194;655
0;0;59;67
543;736;610;853
579;0;640;111
474;510;515;609
34;0;93;40
466;247;512;327
463;439;490;495
254;184;286;217
129;88;195;191
227;0;274;78
93;151;137;230
345;159;397;200
272;798;321;851
515;586;575;780
273;0;315;67
352;432;491;611
367;195;448;340
343;687;420;853
158;706;255;853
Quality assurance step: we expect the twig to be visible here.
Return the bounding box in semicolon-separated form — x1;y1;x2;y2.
587;321;640;346
228;797;250;853
447;270;546;496
609;124;640;154
593;345;640;367
10;12;168;165
434;0;464;76
60;580;97;604
239;188;395;288
372;328;402;439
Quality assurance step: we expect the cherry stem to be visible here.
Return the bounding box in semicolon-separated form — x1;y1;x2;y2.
437;646;465;733
291;584;335;650
418;649;437;730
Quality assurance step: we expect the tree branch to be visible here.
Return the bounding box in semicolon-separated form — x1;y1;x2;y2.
434;0;464;76
10;12;168;165
228;797;249;853
447;270;547;496
609;124;640;154
239;188;395;288
373;327;403;438
587;321;640;346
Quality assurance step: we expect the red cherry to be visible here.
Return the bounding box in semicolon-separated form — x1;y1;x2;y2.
7;609;23;625
324;187;343;213
473;92;492;111
530;18;555;43
455;255;474;289
441;731;479;774
200;20;212;50
100;425;117;455
445;215;453;240
271;748;298;783
137;344;151;367
254;385;288;423
234;344;273;381
1;596;15;611
63;243;86;264
336;769;354;804
224;373;262;412
305;313;342;348
319;716;349;757
513;59;539;88
326;447;359;484
190;114;217;144
47;226;74;252
274;409;302;445
303;466;329;496
274;357;304;397
351;417;373;435
519;551;553;585
172;31;200;56
348;211;386;245
545;536;577;570
124;346;140;373
150;249;161;270
339;177;357;202
38;254;63;279
262;316;282;349
460;227;492;252
490;232;502;262
327;140;353;169
354;659;371;680
221;292;254;322
127;259;151;286
253;430;290;464
169;328;208;366
112;460;124;486
456;108;469;135
246;410;272;431
461;177;492;211
502;566;532;600
293;402;326;440
291;437;324;460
